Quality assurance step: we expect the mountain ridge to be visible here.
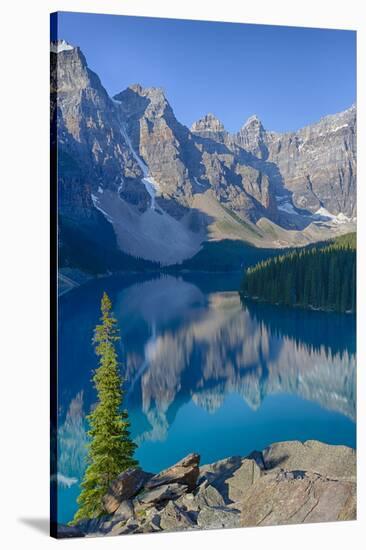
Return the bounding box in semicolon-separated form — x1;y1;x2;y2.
51;41;356;269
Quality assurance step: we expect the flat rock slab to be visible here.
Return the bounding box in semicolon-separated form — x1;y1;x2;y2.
263;440;356;481
240;470;356;527
145;453;200;492
103;468;152;514
226;458;262;502
197;505;241;530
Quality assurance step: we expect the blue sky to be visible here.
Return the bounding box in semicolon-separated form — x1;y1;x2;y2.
53;12;356;133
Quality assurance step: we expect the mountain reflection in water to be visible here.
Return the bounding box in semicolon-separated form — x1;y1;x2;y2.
57;274;356;523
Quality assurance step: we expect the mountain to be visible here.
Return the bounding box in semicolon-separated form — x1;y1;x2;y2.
51;41;356;270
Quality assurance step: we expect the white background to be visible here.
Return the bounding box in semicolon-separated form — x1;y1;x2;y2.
0;0;364;548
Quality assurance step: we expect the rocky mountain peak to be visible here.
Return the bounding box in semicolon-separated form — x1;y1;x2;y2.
50;39;74;54
114;84;171;121
126;84;167;103
128;83;143;94
191;113;225;135
236;114;268;159
241;114;264;129
55;43;356;270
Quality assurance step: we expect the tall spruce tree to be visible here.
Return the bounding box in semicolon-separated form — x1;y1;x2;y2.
71;292;138;524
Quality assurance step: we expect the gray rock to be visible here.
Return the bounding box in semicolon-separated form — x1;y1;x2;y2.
175;491;200;513
78;514;133;537
103;468;152;514
262;440;356;481
199;456;242;488
240;470;356;527
147;509;162;532
145;453;200;492
197;505;241;529
109;518;141;536
199;455;261;504
265;105;356;217
195;482;225;508
159;501;195;531
113;499;135;522
135;482;188;506
226;457;263;502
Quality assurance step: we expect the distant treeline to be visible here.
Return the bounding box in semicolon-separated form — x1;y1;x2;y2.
241;233;356;313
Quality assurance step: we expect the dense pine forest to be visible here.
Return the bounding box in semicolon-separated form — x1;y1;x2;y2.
241;233;356;313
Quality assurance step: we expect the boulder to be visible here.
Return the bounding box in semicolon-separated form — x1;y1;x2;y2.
146;508;162;532
78;515;132;537
240;470;356;527
197;505;241;529
199;456;242;503
226;458;262;502
145;453;200;492
159;501;195;531
135;482;188;507
75;515;110;535
195;482;225;508
109;518;141;536
175;491;200;514
199;455;262;503
113;499;135;522
262;440;356;481
199;456;242;485
103;469;152;514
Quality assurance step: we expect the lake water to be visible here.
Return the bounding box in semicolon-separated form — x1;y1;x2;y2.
56;272;356;524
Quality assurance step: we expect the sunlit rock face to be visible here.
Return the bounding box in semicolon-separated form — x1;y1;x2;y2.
53;43;356;270
265;105;356;217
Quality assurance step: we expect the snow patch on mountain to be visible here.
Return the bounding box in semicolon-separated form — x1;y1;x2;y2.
194;177;205;188
91;194;114;223
314;207;353;224
120;125;160;209
50;40;74;53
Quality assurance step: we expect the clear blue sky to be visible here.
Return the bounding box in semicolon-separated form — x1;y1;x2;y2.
53;12;356;133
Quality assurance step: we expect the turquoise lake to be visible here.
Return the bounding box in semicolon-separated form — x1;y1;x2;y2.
56;272;356;524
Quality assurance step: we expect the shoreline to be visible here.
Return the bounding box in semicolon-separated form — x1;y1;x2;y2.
56;439;356;538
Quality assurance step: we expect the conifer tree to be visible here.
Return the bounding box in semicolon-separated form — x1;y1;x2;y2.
240;233;356;313
71;292;138;524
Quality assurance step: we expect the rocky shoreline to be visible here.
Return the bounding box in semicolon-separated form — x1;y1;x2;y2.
58;440;356;538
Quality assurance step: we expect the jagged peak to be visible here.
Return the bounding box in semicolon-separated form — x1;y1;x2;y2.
128;84;166;98
241;114;264;130
191;113;225;134
50;39;74;53
128;83;143;94
115;84;168;106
